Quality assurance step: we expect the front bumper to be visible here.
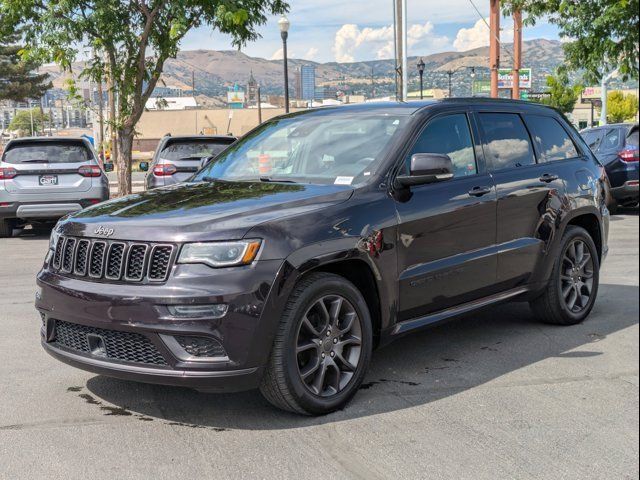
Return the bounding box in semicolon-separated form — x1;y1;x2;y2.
36;259;285;392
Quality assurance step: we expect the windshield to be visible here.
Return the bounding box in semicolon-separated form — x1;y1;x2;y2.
193;113;408;185
3;143;91;164
160;140;233;160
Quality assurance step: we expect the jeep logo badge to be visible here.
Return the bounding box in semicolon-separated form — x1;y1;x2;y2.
94;225;115;237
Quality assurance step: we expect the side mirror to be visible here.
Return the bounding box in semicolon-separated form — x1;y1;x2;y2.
103;162;114;172
396;153;454;187
139;161;149;172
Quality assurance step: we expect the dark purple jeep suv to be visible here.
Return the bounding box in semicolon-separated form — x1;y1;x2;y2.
36;100;609;415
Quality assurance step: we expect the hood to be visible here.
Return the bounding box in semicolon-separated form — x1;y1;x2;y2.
59;180;353;242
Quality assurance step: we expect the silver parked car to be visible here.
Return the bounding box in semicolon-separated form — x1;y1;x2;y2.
0;137;110;237
142;134;237;189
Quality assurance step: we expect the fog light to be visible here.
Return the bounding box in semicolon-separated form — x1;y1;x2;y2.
167;304;228;318
174;336;227;358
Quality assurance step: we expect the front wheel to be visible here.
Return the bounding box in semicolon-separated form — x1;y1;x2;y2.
260;272;373;415
530;226;600;325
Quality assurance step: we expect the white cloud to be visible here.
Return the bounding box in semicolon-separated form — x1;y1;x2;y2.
303;47;319;60
453;18;514;52
333;22;449;63
269;47;284;60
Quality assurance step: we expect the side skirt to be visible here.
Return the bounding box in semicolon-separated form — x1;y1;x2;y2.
391;287;529;336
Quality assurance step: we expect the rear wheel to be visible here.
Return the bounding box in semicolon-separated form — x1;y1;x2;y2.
530;226;599;325
0;219;12;238
260;272;372;415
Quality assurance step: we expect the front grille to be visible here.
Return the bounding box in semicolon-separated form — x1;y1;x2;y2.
51;236;175;284
53;320;167;366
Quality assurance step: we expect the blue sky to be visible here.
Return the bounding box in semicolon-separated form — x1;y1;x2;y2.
180;0;561;63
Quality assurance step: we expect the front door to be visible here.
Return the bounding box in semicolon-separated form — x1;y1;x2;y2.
395;112;498;321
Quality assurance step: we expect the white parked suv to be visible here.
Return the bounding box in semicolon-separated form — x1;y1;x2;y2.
0;137;110;237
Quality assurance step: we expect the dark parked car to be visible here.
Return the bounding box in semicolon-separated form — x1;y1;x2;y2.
143;134;237;189
0;137;110;237
37;100;609;415
581;123;639;212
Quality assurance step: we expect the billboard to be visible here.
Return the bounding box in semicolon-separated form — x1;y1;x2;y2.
472;80;491;95
497;68;532;89
227;90;245;109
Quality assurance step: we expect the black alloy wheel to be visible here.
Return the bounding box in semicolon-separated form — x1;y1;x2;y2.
295;294;363;397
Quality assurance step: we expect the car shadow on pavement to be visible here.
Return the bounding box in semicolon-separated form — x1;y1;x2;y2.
82;282;639;430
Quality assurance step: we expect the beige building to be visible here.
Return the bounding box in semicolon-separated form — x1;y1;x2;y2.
133;107;304;151
571;87;639;129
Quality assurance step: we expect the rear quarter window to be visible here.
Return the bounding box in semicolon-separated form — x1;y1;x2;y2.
524;115;579;162
3;142;91;164
626;126;639;147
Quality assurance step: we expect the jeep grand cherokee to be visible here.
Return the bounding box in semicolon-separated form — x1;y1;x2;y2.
36;100;609;415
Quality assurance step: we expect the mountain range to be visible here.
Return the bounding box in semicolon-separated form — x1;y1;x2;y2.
42;39;570;99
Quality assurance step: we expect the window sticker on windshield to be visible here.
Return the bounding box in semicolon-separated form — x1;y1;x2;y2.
334;176;354;185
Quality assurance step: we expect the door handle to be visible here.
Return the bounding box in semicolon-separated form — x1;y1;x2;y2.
468;186;492;197
539;173;559;183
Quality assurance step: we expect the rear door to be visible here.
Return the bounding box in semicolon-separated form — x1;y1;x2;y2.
2;141;94;196
475;111;576;289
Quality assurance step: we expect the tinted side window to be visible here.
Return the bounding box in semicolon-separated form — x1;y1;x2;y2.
478;113;536;170
406;114;477;178
524;115;579;162
625;126;638;147
600;128;623;152
581;129;604;151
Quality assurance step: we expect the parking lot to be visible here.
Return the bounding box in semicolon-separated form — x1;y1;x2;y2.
0;211;637;479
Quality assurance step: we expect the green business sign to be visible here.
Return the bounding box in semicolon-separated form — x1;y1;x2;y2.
472;80;491;94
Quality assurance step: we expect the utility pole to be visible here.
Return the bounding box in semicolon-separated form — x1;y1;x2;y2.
257;86;262;124
97;77;105;162
489;0;500;98
512;9;522;100
394;0;404;101
600;69;617;125
371;66;375;99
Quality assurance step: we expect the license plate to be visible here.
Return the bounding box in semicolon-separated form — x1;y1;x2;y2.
39;175;58;186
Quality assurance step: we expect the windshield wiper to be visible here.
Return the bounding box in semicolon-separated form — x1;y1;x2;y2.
259;176;297;183
201;176;219;182
19;159;50;163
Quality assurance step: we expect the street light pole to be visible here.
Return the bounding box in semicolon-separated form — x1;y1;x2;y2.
278;15;290;114
417;58;425;99
447;70;454;97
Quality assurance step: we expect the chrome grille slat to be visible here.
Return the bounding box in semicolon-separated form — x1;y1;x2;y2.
51;236;174;284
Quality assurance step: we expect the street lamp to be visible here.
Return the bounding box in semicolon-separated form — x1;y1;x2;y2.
278;15;290;113
417;58;425;100
446;69;455;98
470;67;476;97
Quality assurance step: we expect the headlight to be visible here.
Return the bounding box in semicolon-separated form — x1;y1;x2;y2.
48;228;60;251
178;240;262;268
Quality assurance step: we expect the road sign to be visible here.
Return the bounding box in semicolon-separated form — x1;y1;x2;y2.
521;91;551;102
498;68;532;89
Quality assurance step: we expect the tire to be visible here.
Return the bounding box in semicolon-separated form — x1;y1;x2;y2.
0;219;12;238
530;226;600;325
259;272;373;415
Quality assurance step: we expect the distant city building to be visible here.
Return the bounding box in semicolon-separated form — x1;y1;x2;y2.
246;71;259;107
150;85;188;98
295;65;316;101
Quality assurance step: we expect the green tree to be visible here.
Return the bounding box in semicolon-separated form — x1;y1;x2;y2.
503;0;639;83
8;108;50;136
606;90;639;123
0;0;288;196
539;71;582;114
0;30;51;102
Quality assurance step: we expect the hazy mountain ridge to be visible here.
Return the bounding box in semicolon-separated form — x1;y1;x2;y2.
42;39;573;97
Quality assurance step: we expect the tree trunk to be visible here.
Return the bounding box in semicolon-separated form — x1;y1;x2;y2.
116;128;133;197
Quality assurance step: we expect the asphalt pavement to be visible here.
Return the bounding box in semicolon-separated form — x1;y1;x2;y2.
0;212;638;479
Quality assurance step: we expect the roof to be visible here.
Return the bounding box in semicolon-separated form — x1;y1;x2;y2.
161;134;237;143
5;136;91;145
290;98;558;117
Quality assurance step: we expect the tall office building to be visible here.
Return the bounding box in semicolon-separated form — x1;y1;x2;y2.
295;65;316;101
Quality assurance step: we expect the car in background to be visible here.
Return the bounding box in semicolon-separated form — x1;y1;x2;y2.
143;135;237;189
581;123;639;212
0;137;110;237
